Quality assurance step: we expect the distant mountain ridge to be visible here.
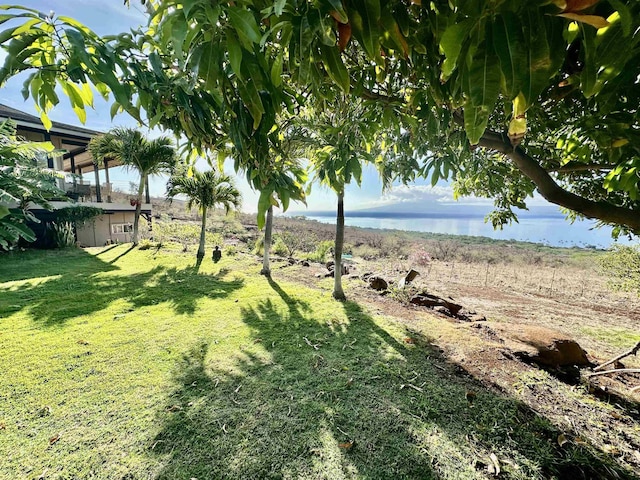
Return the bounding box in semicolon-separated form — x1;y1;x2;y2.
293;201;565;219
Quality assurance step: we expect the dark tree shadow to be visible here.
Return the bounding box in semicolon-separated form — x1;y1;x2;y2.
0;248;118;283
0;259;243;327
148;279;636;479
94;244;120;256
108;244;136;264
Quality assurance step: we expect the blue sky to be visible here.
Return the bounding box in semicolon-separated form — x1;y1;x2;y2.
0;1;541;215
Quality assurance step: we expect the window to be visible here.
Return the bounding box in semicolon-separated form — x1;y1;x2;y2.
112;223;133;234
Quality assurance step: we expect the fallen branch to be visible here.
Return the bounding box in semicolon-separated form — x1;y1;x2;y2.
303;336;320;350
594;341;640;372
588;368;640;378
630;385;640;393
400;383;424;393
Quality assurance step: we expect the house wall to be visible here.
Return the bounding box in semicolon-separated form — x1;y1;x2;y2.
76;212;136;247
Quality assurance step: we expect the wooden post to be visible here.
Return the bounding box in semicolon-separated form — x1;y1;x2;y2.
103;158;111;203
93;162;102;203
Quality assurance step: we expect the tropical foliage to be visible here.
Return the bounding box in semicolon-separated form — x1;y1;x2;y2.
167;167;241;259
297;99;382;299
88;127;177;245
0;1;638;237
0;119;58;249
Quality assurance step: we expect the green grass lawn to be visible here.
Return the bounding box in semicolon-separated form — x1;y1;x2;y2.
0;246;633;479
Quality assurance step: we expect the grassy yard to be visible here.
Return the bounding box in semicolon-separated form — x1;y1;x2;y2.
0;246;635;479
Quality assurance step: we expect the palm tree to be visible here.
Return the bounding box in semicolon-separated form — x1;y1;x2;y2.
88;127;177;245
167;168;241;260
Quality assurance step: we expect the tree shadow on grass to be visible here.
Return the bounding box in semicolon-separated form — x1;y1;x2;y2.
0;258;243;327
107;244;136;264
0;247;119;283
148;279;636;479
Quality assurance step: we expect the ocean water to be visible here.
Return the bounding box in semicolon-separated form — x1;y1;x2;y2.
299;211;636;248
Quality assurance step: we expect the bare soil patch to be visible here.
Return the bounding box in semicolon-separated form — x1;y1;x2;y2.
279;256;640;475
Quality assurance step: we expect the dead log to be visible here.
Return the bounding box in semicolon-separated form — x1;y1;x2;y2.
588;368;640;378
594;341;640;372
410;293;462;315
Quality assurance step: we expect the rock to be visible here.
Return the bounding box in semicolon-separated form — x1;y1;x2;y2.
288;257;296;265
362;272;374;281
369;276;388;291
301;260;310;267
326;260;335;270
483;323;591;368
398;269;420;289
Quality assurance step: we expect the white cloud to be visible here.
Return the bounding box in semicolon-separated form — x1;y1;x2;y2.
363;184;554;209
367;184;489;206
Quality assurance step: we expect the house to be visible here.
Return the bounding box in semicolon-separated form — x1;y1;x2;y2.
0;103;152;246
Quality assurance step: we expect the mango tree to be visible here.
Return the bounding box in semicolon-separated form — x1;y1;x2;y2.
2;1;638;236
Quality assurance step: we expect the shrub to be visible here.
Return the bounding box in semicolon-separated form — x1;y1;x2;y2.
353;244;378;260
154;221;199;251
599;245;640;295
252;237;264;256
409;245;432;266
275;230;302;257
272;236;289;256
46;222;75;248
225;245;238;256
307;240;333;263
56;206;103;227
431;240;460;261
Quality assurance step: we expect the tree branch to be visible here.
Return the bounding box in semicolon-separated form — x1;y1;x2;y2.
594;341;640;372
476;129;640;233
548;163;616;173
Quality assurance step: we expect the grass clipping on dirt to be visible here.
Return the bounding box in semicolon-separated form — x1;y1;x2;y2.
0;246;635;479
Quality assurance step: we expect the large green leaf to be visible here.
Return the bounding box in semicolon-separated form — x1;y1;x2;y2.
228;7;261;50
579;24;598;98
440;20;471;81
464;102;490;145
237;79;265;130
323;0;348;24
349;0;381;62
169;11;188;58
491;13;524;99
521;10;552;105
320;45;350;93
256;189;272;229
271;53;283;87
464;47;501;109
0;205;10;219
226;32;243;78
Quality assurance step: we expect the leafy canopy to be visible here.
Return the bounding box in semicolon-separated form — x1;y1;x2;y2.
0;119;59;249
0;1;638;235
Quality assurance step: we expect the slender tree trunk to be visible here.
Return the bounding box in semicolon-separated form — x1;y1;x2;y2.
333;192;346;300
132;177;145;245
197;206;207;260
261;205;273;276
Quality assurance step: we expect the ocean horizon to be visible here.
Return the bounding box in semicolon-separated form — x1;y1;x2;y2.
285;208;636;248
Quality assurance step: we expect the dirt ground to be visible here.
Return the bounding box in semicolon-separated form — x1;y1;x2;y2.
277;256;640;476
